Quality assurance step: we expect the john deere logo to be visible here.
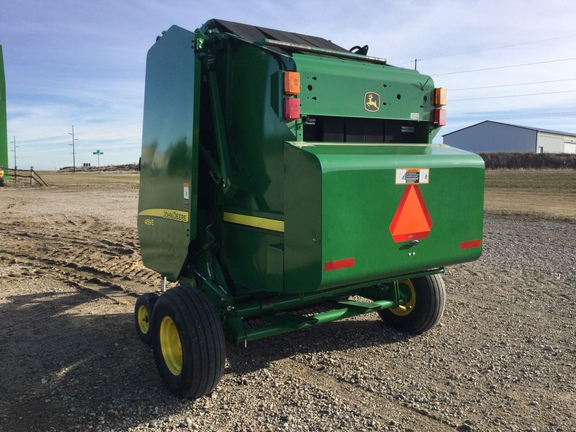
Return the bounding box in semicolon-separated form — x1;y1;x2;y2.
364;92;380;112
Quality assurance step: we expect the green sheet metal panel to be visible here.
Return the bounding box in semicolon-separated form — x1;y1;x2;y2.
284;142;484;293
293;54;435;122
138;26;200;281
208;39;295;294
211;40;294;212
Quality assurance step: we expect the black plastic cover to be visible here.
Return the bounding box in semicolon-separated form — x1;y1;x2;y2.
210;19;347;53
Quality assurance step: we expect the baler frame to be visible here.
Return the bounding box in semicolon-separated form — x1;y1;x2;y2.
134;19;484;399
188;266;444;346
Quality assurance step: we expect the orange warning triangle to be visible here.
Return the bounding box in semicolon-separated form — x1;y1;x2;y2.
389;185;432;242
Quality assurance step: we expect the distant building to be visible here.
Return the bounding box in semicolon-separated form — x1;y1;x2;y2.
443;121;576;154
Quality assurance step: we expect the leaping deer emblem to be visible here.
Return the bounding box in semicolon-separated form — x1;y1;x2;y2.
364;92;380;112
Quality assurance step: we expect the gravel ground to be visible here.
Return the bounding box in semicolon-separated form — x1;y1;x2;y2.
0;183;574;432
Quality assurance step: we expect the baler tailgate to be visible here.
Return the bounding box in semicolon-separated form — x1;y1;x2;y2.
284;141;484;293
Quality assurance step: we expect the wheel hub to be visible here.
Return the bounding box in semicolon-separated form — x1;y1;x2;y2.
137;305;150;334
159;316;183;376
390;279;416;316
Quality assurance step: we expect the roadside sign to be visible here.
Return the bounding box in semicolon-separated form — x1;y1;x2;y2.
93;150;104;169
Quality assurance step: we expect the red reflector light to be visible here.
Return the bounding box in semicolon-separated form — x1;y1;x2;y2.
460;239;482;250
284;98;300;121
434;108;447;126
324;257;355;272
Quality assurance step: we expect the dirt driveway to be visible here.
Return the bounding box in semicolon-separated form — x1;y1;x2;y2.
1;180;574;431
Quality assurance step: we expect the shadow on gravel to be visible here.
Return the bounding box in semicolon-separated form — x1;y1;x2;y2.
0;286;415;431
0;287;166;432
225;318;415;375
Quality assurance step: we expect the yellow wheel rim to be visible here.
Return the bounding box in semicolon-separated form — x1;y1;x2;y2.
390;279;416;316
137;305;150;334
160;316;183;376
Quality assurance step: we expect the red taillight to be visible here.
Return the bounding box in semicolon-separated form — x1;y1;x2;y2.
284;98;300;121
434;108;446;126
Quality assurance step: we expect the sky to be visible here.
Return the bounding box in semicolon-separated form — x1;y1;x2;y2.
1;0;576;170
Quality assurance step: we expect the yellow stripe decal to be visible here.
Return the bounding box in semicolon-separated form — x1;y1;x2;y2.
139;208;189;223
223;212;284;233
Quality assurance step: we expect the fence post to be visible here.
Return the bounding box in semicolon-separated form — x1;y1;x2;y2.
30;166;33;186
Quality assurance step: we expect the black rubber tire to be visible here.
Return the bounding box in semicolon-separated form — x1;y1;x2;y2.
151;286;226;399
378;274;446;334
135;293;159;345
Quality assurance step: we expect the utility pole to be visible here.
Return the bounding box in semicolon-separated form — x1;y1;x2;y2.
69;125;77;173
11;135;18;169
414;58;420;70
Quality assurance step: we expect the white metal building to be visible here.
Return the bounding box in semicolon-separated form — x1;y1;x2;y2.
443;121;576;154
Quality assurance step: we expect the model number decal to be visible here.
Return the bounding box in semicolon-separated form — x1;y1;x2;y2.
138;208;189;223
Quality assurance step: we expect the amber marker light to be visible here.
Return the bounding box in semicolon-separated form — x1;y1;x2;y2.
284;71;300;95
433;87;447;106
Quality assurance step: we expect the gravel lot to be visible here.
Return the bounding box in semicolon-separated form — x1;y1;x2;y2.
0;181;574;432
